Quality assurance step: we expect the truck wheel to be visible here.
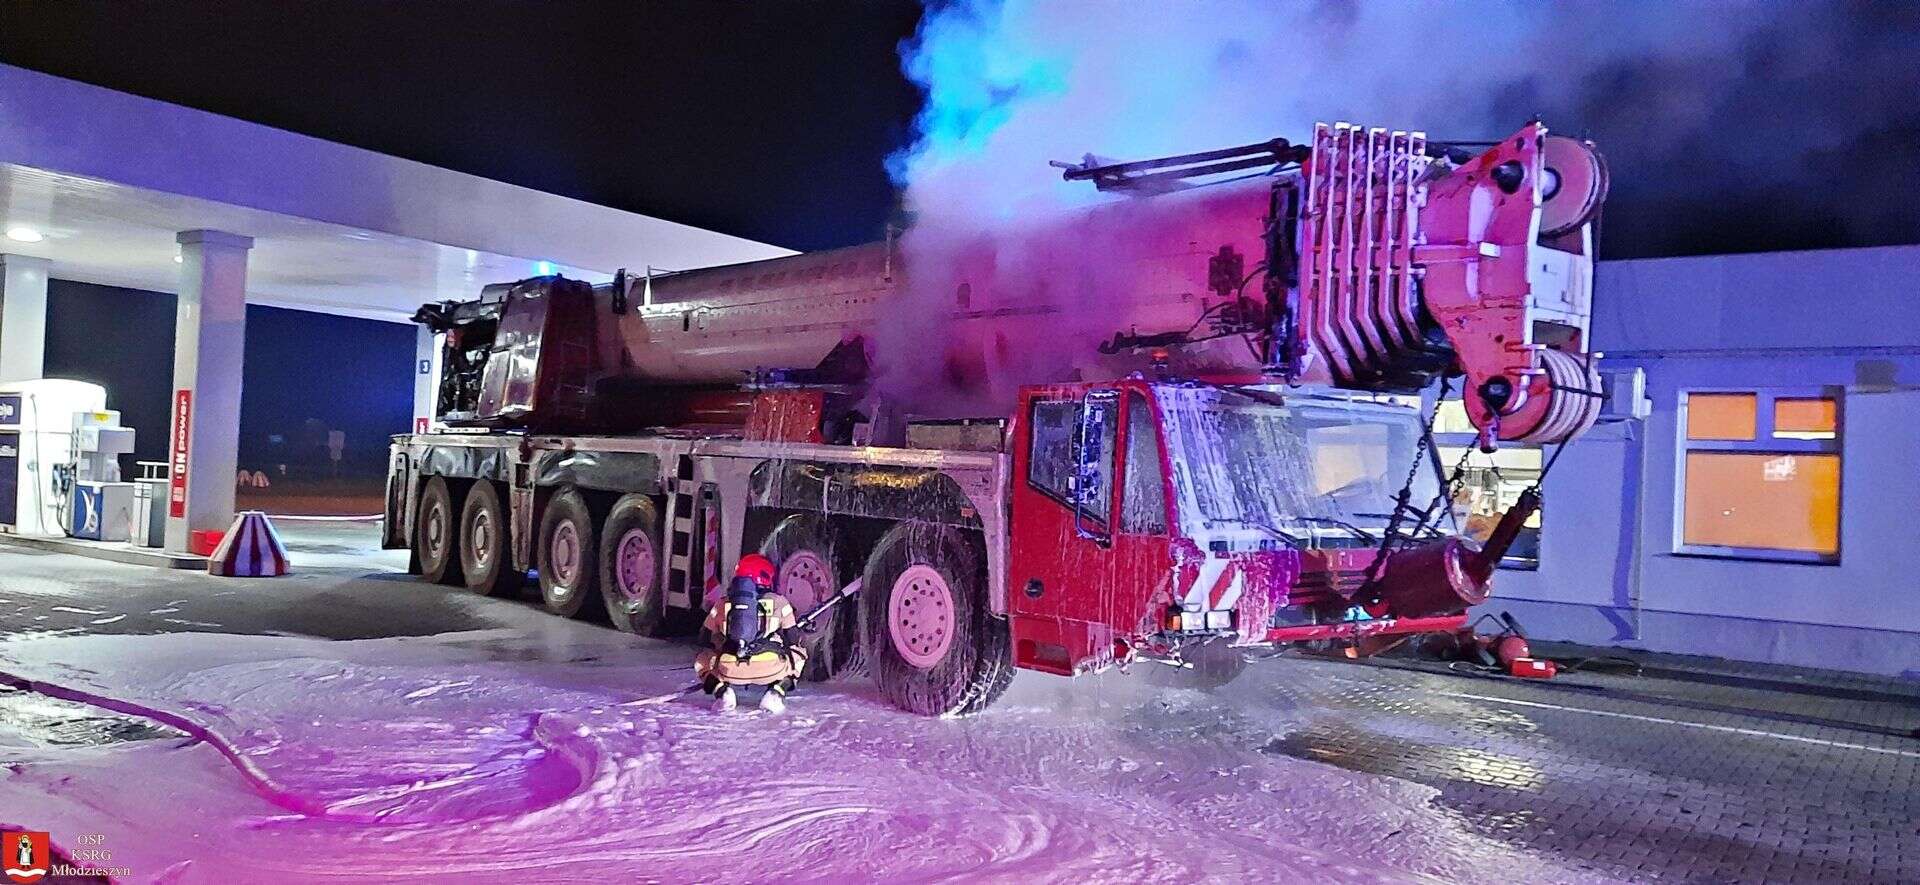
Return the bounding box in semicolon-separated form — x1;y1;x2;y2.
537;489;599;618
416;476;463;586
599;494;669;636
861;522;1012;716
1136;638;1248;690
760;516;858;681
955;652;1017;716
459;481;521;597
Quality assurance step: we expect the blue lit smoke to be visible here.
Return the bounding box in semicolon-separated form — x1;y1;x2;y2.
872;0;1920;409
889;1;1066;179
887;0;1920;259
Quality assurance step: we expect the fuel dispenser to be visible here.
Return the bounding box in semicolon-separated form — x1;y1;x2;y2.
0;379;136;540
67;407;137;540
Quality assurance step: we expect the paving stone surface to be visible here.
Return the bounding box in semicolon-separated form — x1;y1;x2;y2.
1250;652;1920;883
4;523;1918;882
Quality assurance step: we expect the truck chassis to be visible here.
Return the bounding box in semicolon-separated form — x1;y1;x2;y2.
384;120;1609;715
386;431;1021;713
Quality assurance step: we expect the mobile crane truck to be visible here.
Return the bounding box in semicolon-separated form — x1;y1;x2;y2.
387;121;1608;715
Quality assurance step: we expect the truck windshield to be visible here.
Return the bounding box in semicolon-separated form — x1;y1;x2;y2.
1155;386;1435;544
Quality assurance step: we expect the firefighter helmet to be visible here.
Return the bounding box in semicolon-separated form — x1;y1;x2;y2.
735;553;776;589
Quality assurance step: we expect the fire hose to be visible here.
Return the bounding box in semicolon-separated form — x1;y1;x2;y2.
624;579;863;707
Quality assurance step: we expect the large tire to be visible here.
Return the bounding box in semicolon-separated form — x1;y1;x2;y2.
1135;638;1248;690
537;488;599;618
459;480;521;597
599;494;670;636
760;515;859;682
416;476;463;586
861;522;1013;716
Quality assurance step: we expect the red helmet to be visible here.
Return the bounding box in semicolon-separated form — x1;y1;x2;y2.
735;553;776;589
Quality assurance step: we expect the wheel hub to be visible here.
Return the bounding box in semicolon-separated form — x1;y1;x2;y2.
550;520;580;593
615;528;656;603
888;564;955;669
469;509;492;567
778;551;832;613
425;504;446;554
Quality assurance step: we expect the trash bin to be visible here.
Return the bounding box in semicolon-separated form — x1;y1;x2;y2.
132;461;168;548
190;529;225;557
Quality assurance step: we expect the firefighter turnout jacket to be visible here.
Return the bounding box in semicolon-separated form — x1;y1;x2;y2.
695;592;809;686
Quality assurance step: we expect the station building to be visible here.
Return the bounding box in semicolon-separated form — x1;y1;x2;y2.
1447;245;1920;677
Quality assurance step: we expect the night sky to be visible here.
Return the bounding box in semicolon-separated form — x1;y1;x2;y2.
0;1;925;253
3;2;931;480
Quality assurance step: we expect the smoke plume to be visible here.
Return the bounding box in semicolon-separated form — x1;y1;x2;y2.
890;0;1920;256
871;0;1920;412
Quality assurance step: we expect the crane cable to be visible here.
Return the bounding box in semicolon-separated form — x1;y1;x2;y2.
1361;349;1599;593
1358;377;1471;592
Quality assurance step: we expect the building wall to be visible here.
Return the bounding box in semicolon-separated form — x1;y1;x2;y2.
1484;245;1920;677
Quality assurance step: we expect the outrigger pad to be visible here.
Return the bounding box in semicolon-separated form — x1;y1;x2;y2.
207;511;292;578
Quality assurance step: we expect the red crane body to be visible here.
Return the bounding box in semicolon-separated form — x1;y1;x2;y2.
397;121;1607;713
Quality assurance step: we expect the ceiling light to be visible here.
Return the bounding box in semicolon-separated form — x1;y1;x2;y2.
4;226;44;243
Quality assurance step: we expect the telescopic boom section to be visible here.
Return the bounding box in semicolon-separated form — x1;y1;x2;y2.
1293;120;1607;446
417;120;1606;453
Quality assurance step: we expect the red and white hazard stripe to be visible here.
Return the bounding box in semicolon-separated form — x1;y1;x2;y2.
1181;558;1245;612
701;497;722;607
207;511;291;577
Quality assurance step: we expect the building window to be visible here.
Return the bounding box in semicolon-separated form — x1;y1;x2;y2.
1772;398;1837;440
1431;400;1544;569
1676;388;1841;563
1685;392;1758;440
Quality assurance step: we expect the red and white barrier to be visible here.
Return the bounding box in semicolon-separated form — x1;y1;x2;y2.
207;510;291;577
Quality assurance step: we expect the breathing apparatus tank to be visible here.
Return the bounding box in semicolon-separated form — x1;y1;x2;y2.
723;575;763;656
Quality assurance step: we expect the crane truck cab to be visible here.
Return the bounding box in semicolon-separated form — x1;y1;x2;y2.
1001;378;1486;686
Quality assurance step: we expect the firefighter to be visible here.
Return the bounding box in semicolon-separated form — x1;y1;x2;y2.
694;553;808;712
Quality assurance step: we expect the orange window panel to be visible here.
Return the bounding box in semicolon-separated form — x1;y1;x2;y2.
1774;398;1837;440
1686;393;1757;440
1682;452;1839;554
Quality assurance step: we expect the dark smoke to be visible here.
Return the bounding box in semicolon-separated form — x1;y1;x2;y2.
1496;0;1920;258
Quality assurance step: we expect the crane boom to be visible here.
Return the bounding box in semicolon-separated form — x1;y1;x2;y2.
393;120;1616;715
417;121;1606;449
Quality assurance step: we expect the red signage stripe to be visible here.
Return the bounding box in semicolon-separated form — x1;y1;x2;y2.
168;390;192;519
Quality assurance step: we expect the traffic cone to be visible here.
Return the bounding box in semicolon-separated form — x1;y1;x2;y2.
207;510;291;577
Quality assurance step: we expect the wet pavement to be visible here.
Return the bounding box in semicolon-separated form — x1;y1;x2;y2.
0;685;184;749
1241;655;1920;883
2;522;1917;882
0;521;509;641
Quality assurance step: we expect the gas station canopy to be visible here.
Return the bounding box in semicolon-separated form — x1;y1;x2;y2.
0;63;793;321
0;62;796;559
